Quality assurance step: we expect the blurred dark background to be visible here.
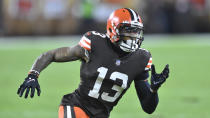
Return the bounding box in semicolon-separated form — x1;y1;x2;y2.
0;0;210;36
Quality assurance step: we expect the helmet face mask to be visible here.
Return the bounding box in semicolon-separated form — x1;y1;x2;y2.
107;8;144;52
116;23;144;52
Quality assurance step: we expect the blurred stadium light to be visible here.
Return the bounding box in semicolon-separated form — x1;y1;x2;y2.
0;0;210;36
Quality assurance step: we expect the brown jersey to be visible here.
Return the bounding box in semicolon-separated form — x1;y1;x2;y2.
60;31;152;118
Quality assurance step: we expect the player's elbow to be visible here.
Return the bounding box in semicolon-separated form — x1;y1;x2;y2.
141;97;159;114
141;104;157;114
143;108;155;114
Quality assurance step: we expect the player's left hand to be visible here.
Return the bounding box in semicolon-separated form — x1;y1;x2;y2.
150;64;169;92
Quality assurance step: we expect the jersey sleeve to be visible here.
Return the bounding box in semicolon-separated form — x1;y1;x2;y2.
79;32;92;51
135;49;152;81
139;48;152;71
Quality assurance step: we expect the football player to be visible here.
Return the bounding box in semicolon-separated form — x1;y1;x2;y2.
17;8;170;118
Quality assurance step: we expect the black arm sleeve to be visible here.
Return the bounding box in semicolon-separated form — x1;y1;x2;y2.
134;72;159;114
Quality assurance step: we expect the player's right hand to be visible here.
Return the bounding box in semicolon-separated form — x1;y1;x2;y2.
17;74;41;98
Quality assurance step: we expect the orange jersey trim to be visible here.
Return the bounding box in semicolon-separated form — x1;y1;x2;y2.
79;36;91;51
74;107;90;118
145;57;152;70
58;106;64;118
59;105;89;118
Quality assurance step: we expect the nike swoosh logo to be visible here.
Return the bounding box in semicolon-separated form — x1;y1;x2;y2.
153;81;160;85
27;78;35;83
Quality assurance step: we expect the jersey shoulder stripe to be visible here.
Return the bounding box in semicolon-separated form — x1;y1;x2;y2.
138;48;152;71
145;57;152;71
79;31;107;51
79;36;91;51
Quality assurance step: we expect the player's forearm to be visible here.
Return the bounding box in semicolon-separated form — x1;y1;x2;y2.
30;46;82;73
134;80;159;114
30;50;55;73
140;91;159;114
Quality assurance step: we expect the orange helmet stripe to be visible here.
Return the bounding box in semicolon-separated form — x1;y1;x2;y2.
125;8;135;21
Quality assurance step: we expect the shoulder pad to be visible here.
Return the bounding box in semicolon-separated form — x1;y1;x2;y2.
138;48;151;57
79;31;107;51
86;31;107;38
139;48;150;53
138;48;152;71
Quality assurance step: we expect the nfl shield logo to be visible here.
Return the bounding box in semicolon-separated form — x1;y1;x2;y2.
115;59;121;66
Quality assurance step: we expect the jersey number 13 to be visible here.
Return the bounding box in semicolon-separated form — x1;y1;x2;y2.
88;67;128;102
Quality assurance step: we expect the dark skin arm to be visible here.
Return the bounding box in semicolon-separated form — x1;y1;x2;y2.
31;44;87;73
17;44;87;98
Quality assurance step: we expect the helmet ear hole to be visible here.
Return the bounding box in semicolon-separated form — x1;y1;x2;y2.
109;28;112;33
